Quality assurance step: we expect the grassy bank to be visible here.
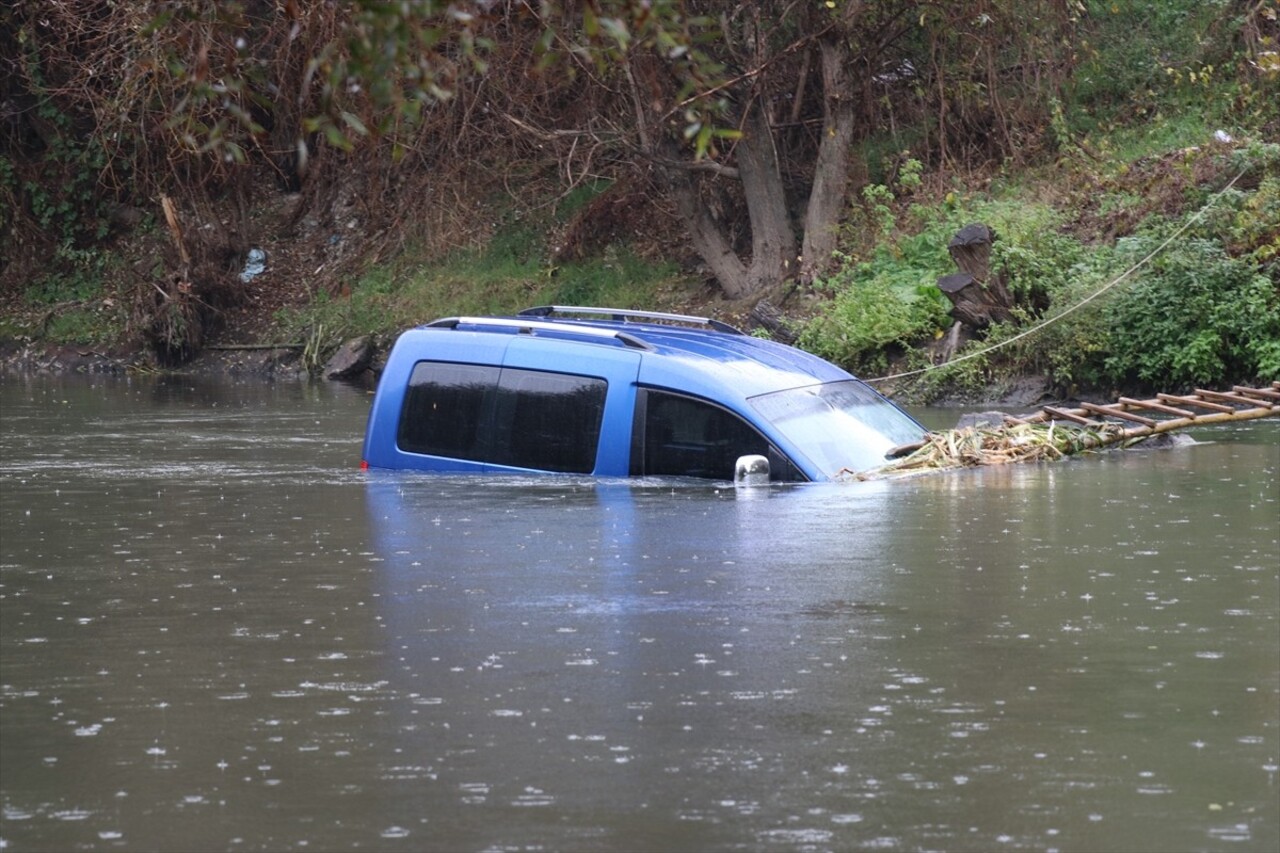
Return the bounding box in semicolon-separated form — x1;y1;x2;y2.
802;137;1280;401
4;0;1277;399
268;134;1280;400
4;133;1277;400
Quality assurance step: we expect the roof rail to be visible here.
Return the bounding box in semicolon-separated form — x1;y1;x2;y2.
518;305;745;335
426;316;653;350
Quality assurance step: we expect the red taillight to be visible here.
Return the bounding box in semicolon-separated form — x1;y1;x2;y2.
360;460;369;470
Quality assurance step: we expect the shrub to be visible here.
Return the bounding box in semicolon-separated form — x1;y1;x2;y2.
799;252;949;376
804;199;1090;378
1101;236;1280;388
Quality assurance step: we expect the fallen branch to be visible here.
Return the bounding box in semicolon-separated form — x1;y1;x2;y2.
160;195;190;268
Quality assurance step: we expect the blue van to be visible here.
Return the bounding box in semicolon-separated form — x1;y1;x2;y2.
360;306;926;482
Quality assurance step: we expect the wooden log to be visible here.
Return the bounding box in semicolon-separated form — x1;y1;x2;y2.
1233;385;1280;402
1079;402;1157;426
1042;405;1099;425
1157;393;1235;413
1119;396;1195;418
749;299;797;344
160;195;190;268
949;224;995;279
1193;388;1259;406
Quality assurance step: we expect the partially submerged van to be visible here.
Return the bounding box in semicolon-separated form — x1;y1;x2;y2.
360;306;927;482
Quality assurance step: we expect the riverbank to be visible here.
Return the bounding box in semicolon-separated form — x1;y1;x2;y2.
5;2;1275;409
0;333;1070;415
3;139;1274;405
0;338;316;380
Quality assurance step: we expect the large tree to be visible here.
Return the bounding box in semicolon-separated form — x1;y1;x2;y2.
3;0;1081;304
521;0;1078;299
645;2;871;297
524;0;886;298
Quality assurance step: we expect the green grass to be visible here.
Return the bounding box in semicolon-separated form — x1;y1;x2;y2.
1091;113;1217;166
800;197;1084;377
42;308;117;345
273;223;683;365
10;247;128;346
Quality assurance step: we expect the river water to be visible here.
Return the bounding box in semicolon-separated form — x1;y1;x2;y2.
1;374;1276;852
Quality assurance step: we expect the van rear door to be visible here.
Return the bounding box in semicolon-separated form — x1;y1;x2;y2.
362;329;512;472
488;336;641;476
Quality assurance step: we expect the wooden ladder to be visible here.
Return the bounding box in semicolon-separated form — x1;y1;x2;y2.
1009;382;1280;441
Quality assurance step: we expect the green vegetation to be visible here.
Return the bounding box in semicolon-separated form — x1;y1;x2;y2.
11;88;112;249
273;216;683;367
2;0;1276;397
15;243;126;345
1102;237;1280;387
797;238;952;378
804;138;1280;399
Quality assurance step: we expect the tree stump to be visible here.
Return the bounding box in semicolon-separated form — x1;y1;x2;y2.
936;223;1016;329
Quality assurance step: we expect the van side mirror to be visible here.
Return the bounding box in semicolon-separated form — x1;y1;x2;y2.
734;454;770;486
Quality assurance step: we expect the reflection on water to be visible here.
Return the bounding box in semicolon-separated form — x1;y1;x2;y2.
1;375;1277;852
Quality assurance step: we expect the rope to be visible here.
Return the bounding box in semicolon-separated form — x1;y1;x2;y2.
864;167;1248;384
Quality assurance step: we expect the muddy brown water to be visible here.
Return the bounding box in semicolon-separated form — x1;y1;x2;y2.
1;374;1277;851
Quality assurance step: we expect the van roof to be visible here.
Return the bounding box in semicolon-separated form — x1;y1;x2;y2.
423;305;853;398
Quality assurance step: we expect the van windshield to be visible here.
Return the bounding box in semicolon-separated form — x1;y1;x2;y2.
749;380;926;477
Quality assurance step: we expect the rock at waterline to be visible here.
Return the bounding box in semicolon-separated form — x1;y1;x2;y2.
323;336;374;380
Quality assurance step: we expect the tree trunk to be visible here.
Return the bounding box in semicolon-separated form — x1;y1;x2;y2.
652;1;871;302
665;157;750;296
662;105;796;300
734;107;797;296
800;35;857;284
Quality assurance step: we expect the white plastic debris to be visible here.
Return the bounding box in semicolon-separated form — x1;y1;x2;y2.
239;248;267;283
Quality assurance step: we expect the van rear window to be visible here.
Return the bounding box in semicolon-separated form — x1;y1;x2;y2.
398;362;497;461
398;361;607;473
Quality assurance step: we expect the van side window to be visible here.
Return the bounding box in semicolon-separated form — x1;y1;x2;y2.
399;362;497;461
493;368;606;473
398;361;606;473
632;389;801;481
